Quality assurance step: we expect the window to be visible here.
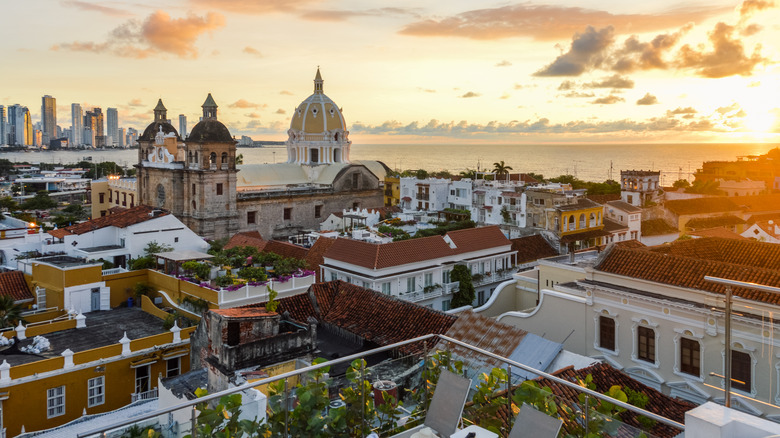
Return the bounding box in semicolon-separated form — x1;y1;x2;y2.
443;270;450;283
174;237;179;243
680;338;700;377
135;365;150;394
120;238;126;247
88;377;104;407
108;190;112;202
362;281;369;288
406;277;416;292
284;208;292;220
330;272;337;281
352;173;359;189
637;326;656;363
192;183;196;194
167;358;180;377
478;290;485;305
315;205;322;218
47;386;65;418
99;193;105;203
227;322;240;346
381;282;391;294
247;211;256;224
352;202;360;210
599;316;615;351
122;193;127;206
442;300;451;311
216;183;223;195
732;350;751;392
424;273;433;287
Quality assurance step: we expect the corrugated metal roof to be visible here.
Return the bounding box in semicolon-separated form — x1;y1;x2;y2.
508;334;563;381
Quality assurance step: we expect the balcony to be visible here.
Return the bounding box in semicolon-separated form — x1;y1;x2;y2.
77;334;686;438
472;270;516;286
417;193;430;200
385;189;394;196
130;387;158;403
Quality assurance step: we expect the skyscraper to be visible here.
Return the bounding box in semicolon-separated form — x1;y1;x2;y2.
107;107;118;146
8;105;30;146
179;114;187;138
71;104;83;146
41;95;57;146
0;106;5;146
93;107;105;147
119;127;125;148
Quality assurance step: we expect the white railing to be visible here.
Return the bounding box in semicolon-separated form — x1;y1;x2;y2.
102;267;128;276
473;270;516;286
131;387;158;403
217;274;315;307
401;287;444;303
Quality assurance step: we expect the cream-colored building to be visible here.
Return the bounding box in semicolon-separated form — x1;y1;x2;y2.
480;237;780;419
90;177;137;218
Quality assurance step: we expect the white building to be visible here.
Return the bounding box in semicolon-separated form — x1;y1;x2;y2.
486;237;780;418
320;226;517;311
604;200;642;242
621;170;661;207
742;219;780;243
400;177;450;211
718;178;765;197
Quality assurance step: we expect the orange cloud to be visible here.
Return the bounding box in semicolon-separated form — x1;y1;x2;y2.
460;91;481;98
399;4;728;41
128;98;145;107
243;46;262;56
275;109;287;114
676;22;768;77
229;99;260;109
190;0;315;14
61;0;131;17
738;0;775;17
591;94;625;104
52;10;224;58
636;93;659;105
299;7;419;22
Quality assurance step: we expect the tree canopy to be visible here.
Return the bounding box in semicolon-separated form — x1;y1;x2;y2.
450;264;475;308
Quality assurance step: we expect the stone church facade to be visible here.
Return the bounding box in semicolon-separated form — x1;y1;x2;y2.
137;71;386;240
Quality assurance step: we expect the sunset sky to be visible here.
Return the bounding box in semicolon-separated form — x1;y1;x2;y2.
1;0;779;143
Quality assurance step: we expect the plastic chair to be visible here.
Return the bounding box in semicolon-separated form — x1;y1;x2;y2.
392;370;472;438
507;403;563;438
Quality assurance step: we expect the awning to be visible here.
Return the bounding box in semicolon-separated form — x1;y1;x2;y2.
402;196;412;201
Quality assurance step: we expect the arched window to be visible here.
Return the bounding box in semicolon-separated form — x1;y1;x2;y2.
194;151;198;162
579;214;586;229
589;213;596;227
192;200;196;211
569;215;575;231
210;152;217;165
221;152;228;164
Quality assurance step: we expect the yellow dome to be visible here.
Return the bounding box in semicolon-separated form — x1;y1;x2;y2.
289;69;346;134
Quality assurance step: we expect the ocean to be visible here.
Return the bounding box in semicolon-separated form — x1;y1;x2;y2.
3;143;776;184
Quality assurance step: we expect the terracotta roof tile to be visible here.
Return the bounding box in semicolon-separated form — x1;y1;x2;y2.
596;238;780;305
688;227;747;240
446;226;511;254
510;235;558;264
224;231;308;260
242;281;456;355
586;194;621;204
641;219;678;236
685;215;745;229
664;197;740;215
325;226;511;269
732;194;780;213
51;205;165;237
0;271;34;302
304;237;336;282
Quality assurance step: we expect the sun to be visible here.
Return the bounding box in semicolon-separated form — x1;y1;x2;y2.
743;108;777;133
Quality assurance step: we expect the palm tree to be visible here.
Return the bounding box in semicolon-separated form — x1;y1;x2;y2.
493;160;513;181
459;169;476;179
0;295;24;328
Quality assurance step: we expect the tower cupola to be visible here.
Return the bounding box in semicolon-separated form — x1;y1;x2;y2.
202;93;218;120
153;99;167;123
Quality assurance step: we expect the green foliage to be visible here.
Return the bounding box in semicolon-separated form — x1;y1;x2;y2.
266;287;279;313
685;179;723;195
235;153;244;165
215;275;234;287
586;179;621;196
237;266;265;282
450;264;475;308
493;160;513;181
89;258;115;270
0;295;25;328
407;350;464;424
130;256;156;270
0;159;14;177
163;311;196;330
143;241;173;256
182;296;210;314
672;179;691;189
0;197;19;211
134;282;154;300
186;388;264;438
267;358;334;437
414;219;475;239
120;425;161;438
459;169;477;179
501;205;511;224
77;161;125;179
208;237;229;255
340;359;376;437
468;368;509;434
21;191;57;210
624;386;656;431
378;224;409;240
526;172;545;183
182;261;211;280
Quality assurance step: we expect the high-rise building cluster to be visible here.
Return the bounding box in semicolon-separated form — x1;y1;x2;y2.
0;94;138;148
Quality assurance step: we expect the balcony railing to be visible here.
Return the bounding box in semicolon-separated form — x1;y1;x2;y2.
76;334;684;438
130;387;158;403
472;270;515;286
417;193;430;200
102;267;128;276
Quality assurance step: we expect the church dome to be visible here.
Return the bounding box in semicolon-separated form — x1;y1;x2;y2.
139;99;180;141
289;69;347;134
187;119;233;143
186;93;234;143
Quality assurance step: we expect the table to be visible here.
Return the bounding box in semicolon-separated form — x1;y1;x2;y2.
449;425;499;438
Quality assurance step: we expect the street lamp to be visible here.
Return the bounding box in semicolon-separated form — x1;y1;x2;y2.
704;276;780;408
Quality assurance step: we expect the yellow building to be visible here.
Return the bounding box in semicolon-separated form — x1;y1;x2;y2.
384;175;400;206
90;176;138;218
554;198;608;251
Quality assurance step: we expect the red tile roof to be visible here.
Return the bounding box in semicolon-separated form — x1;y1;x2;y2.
304;237;336;281
685;215;745;229
440;310;528;365
243;281;457;355
224;231;308;260
49;205;166;238
0;271;34;302
596;238;780;305
324;226;511;269
586;194;621;205
664;197;740;216
732;194;780;213
688;227;747;240
510;235;558;264
641;219;678;236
